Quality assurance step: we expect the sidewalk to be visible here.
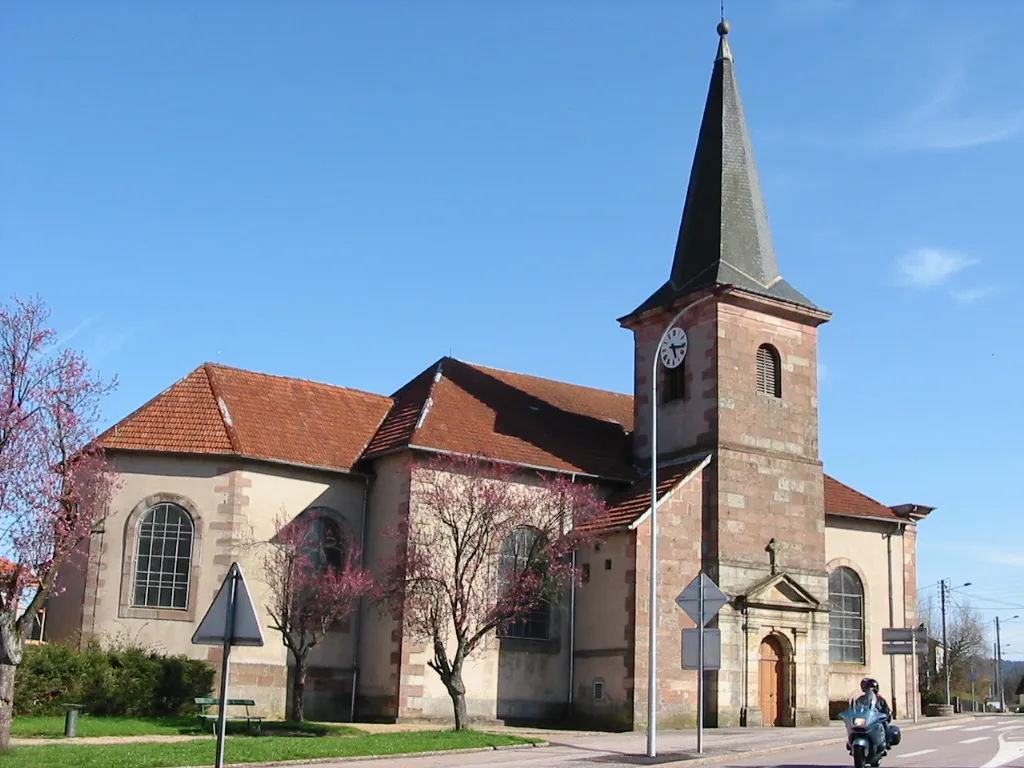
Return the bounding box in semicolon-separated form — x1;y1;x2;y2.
11;714;978;765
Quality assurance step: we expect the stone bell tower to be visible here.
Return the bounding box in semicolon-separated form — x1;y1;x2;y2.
620;20;833;728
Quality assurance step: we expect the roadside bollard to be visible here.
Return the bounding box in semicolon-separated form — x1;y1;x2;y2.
64;704;83;738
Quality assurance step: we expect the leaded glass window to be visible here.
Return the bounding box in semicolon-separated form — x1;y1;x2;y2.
496;527;550;641
829;566;865;664
132;503;194;610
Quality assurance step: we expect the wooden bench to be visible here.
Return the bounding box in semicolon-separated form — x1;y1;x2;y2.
194;697;262;734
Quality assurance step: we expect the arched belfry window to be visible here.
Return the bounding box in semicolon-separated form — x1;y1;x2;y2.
132;502;194;610
829;567;865;664
496;527;551;641
756;344;782;398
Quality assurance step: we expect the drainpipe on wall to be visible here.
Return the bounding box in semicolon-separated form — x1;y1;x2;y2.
886;528;896;716
567;472;577;722
349;476;371;723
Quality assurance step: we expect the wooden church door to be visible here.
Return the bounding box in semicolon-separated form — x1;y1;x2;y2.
758;636;785;726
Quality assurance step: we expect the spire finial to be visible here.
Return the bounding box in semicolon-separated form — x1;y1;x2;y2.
716;17;732;61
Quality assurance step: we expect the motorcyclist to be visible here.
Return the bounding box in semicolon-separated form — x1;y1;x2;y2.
860;677;893;745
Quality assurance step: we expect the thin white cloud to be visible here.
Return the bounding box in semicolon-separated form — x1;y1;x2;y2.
897;247;977;288
870;40;1024;152
931;541;1024;568
87;330;132;363
950;286;994;304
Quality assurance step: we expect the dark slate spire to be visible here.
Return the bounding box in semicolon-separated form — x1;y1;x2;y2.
623;20;819;321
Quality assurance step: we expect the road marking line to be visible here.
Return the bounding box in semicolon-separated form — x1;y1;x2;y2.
898;749;937;758
996;725;1022;731
981;732;1024;768
965;725;996;731
927;725;962;731
961;736;990;744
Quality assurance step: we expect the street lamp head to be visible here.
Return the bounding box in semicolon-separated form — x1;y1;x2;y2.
961;582;972;588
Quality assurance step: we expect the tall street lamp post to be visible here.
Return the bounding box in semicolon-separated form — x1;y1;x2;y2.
647;285;731;759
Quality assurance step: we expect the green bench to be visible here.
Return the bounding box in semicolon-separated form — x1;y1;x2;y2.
194;697;262;734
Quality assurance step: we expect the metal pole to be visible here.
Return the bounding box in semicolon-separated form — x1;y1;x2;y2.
911;631;918;723
940;579;950;705
996;617;1004;712
697;574;705;755
215;569;239;768
647;326;659;759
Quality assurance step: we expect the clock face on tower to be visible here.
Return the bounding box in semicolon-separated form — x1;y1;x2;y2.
659;327;688;369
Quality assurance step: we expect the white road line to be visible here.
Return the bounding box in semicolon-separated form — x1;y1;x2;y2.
926;725;962;731
964;724;996;731
981;732;1024;768
897;749;937;758
960;736;991;744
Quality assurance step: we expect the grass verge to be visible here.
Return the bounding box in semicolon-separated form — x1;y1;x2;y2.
4;729;538;767
12;715;361;738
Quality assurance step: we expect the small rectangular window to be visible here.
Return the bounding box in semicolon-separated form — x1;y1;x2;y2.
581;564;591;583
593;679;606;703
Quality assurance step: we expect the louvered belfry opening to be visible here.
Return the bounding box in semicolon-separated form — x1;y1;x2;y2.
756;344;781;398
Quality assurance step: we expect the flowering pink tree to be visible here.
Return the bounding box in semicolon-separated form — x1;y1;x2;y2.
381;454;605;730
0;296;116;749
261;511;373;722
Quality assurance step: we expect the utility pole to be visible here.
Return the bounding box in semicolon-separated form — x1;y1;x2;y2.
995;617;1003;712
940;579;950;706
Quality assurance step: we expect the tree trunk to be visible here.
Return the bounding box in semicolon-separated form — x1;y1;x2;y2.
446;664;468;731
0;663;15;752
291;656;307;722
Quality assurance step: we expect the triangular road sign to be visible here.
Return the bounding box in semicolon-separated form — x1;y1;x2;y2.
192;562;265;647
675;572;729;627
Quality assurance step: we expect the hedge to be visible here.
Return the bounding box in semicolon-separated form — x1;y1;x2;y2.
14;641;215;717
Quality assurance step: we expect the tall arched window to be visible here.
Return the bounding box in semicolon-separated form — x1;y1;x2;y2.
303;511;346;572
496;527;550;641
132;502;194;610
756;344;782;398
829;567;865;664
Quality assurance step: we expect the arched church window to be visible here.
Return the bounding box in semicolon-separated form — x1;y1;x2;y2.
496;526;550;641
829;566;865;664
302;509;346;572
756;344;782;398
132;502;194;610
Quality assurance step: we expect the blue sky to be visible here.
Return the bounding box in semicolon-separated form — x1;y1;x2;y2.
4;1;1022;657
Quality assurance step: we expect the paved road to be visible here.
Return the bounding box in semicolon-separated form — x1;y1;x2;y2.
284;717;1022;768
720;719;1024;768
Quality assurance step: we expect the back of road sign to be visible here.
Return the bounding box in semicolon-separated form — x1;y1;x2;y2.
192;562;265;647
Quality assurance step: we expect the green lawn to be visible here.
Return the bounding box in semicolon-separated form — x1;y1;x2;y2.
3;730;537;767
12;715;360;739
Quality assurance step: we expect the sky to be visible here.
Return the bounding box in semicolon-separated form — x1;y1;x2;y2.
4;1;1023;659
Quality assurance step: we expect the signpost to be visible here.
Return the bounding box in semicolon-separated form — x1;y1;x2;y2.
676;573;728;754
881;626;927;723
192;562;265;768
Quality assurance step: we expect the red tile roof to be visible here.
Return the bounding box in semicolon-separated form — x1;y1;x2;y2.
98;361;914;524
581;455;711;532
365;358;635;479
99;363;393;473
823;475;902;522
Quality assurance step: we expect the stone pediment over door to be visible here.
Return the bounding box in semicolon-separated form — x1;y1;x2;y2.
737;572;825;614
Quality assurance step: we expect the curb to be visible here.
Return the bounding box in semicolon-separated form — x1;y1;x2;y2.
183;740;550;768
649;715;977;767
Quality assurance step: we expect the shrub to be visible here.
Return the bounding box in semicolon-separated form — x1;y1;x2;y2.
14;641;214;717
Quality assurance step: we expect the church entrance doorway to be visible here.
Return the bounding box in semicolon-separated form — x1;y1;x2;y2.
758;635;792;726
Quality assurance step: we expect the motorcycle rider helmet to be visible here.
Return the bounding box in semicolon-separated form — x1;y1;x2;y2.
860;677;880;694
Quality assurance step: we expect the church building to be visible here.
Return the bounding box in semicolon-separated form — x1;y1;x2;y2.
46;22;933;729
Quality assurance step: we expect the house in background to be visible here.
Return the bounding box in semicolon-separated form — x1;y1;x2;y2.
46;22;934;729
